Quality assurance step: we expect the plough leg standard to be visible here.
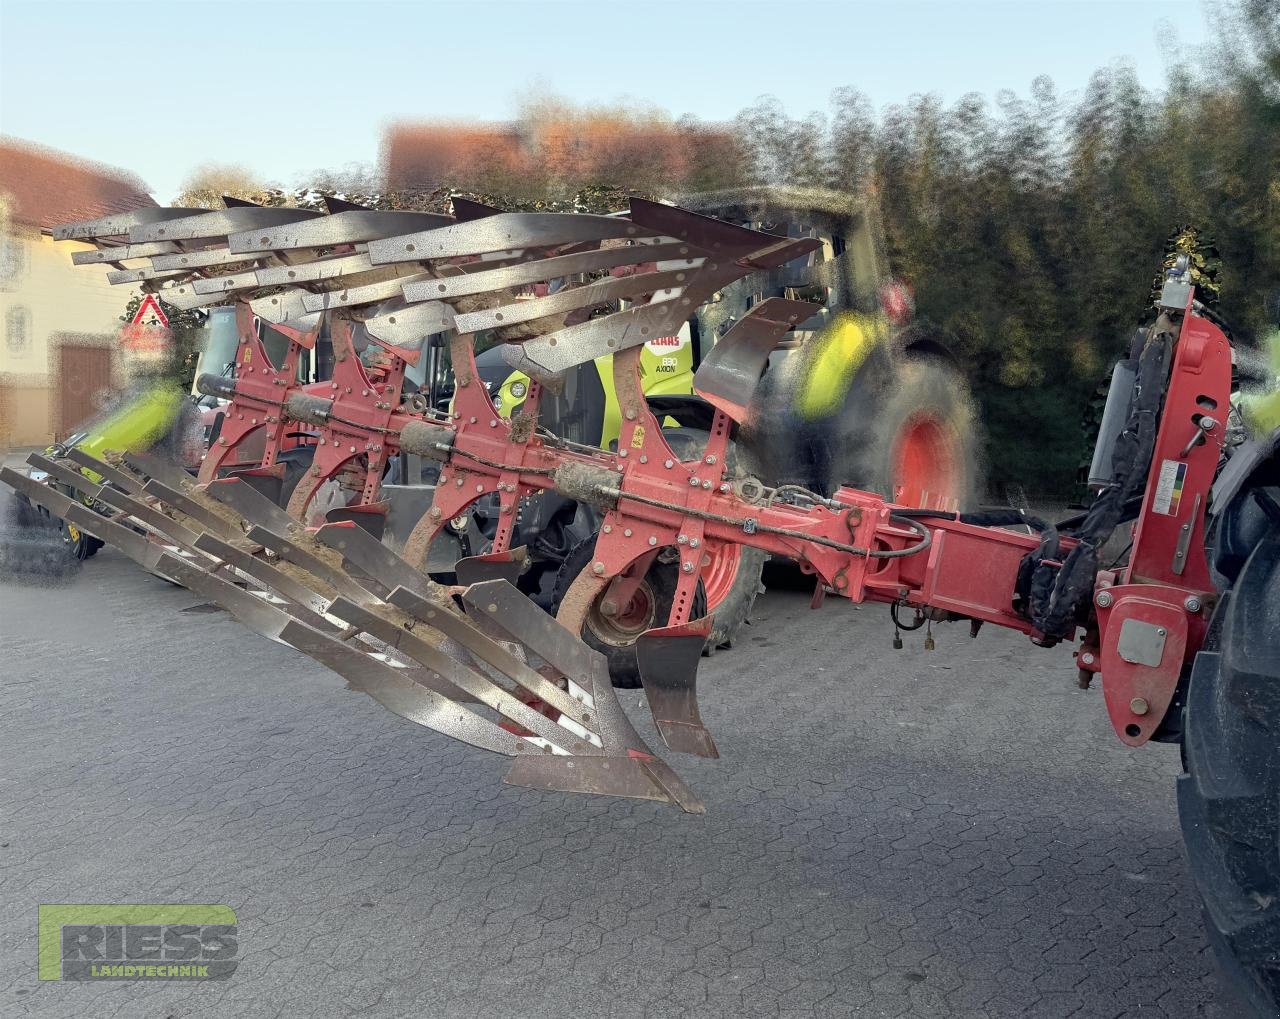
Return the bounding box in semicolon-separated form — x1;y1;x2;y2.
7;198;1277;1009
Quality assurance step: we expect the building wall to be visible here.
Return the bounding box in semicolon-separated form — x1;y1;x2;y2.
0;227;142;447
0;378;51;446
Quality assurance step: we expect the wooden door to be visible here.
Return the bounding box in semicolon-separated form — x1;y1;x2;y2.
56;342;113;438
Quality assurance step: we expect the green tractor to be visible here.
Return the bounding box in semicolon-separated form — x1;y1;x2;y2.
455;186;979;680
0;381;199;577
0;303;342;580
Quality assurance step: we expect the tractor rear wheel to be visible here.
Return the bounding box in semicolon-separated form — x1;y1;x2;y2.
50;469;104;562
838;354;979;511
1178;531;1280;1015
0;490;81;582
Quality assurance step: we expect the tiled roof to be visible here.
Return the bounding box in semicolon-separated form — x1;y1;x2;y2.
0;137;156;231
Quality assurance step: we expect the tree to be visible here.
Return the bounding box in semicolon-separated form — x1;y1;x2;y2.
174;163;292;209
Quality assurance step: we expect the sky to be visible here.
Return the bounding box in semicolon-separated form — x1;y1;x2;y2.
0;0;1212;203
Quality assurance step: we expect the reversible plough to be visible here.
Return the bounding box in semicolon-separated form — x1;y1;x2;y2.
1;199;1231;811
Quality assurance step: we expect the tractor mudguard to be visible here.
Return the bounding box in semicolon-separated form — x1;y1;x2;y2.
894;321;962;369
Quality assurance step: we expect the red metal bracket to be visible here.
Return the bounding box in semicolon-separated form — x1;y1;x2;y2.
198;302;316;483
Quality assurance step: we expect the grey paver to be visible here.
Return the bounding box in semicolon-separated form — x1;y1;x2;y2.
0;547;1222;1017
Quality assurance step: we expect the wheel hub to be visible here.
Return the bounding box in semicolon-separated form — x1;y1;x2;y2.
700;542;742;609
588;580;657;647
893;413;960;510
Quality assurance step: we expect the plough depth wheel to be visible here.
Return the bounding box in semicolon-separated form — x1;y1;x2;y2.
552;536;709;689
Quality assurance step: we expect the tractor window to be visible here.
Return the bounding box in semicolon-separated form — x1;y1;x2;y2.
314;327;335;386
691;220;831;344
693;275;758;346
838;211;883;312
196;307;239;379
429;338;455;406
261;325;293;377
540;360;606;448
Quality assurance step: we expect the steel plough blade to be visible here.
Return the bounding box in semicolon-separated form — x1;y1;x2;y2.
25;454;204;550
636;618;720;759
459;581;705;812
224;464;286;507
1;466;182;578
454;547;529;588
1;451;703;811
322;502;388;541
62;447;145;495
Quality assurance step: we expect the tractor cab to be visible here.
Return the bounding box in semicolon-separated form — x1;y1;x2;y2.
471;321;695;452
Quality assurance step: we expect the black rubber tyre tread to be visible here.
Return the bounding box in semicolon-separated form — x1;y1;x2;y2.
0;491;81;582
662;427;767;650
59;517;100;561
49;475;103;561
1178;530;1280;1016
551;535;707;689
837;354;980;509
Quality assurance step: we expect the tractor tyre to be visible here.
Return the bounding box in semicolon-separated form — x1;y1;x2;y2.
49;471;104;562
551;536;708;689
58;515;103;561
1178;530;1280;1016
0;489;81;583
837;354;979;511
662;427;767;651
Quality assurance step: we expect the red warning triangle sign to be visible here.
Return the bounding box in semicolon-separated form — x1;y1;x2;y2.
131;293;170;329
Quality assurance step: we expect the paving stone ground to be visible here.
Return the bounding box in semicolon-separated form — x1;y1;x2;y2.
0;543;1222;1018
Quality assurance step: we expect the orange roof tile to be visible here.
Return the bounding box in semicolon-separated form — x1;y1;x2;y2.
0;137;156;231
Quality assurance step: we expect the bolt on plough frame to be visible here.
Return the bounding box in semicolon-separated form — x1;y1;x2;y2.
3;197;1229;811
